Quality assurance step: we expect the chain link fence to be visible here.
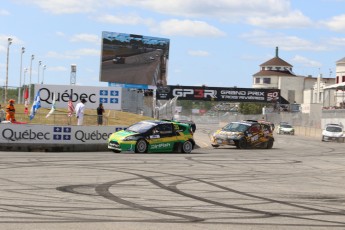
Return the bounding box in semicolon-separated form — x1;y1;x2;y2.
155;97;178;119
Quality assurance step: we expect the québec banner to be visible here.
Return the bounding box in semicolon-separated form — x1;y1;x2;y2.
0;124;126;144
34;84;122;110
156;85;281;103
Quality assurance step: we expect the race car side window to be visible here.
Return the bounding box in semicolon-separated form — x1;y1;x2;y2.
261;124;271;132
157;124;174;137
250;124;260;133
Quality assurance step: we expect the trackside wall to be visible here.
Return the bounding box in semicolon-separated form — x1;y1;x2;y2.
0;124;127;152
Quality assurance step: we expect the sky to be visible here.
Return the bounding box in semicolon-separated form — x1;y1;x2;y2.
1;0;345;90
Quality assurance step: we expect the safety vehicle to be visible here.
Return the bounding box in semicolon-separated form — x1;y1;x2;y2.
276;123;295;135
321;123;345;142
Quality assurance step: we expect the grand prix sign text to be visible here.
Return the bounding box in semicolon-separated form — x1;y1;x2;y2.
156;85;280;102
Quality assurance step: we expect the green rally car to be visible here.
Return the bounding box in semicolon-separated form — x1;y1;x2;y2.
108;120;195;153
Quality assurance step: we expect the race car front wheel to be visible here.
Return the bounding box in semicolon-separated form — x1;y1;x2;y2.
135;139;148;153
266;138;274;149
237;138;248;149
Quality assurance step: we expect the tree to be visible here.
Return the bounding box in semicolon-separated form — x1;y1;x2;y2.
239;102;268;115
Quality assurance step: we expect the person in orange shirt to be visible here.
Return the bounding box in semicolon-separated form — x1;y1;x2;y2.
6;99;16;122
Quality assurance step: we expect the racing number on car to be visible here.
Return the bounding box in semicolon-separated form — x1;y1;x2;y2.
174;124;179;130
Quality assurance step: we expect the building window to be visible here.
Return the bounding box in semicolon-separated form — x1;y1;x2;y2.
336;76;339;83
261;67;265;71
263;78;271;84
255;78;260;84
342;76;345;82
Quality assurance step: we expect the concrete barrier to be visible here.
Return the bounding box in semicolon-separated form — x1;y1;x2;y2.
0;123;126;152
0;123;202;152
294;126;322;139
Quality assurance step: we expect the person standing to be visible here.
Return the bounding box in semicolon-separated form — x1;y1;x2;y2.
75;98;86;125
6;99;16;122
96;103;105;125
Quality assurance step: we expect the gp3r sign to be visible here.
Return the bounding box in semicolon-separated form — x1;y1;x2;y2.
156;85;280;102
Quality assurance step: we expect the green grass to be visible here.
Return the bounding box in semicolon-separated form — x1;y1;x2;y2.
10;104;153;126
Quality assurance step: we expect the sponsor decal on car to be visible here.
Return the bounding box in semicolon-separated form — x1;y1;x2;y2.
150;143;171;150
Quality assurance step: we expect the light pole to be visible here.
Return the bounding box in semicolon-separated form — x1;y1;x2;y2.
29;54;34;104
41;65;46;84
23;68;28;87
23;67;28;99
23;68;29;115
5;37;12;103
18;47;25;104
37;60;42;84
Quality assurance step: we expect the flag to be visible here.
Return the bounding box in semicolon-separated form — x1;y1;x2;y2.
67;96;75;117
29;90;41;120
23;87;29;114
24;99;29;115
23;87;28;99
46;92;56;118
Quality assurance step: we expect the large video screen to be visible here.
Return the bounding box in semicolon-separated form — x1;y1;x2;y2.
99;31;170;88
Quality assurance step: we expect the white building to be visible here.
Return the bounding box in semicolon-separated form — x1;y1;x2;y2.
322;57;345;108
252;47;335;113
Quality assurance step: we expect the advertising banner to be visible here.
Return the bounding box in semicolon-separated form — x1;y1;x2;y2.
0;124;127;144
34;84;122;110
156;85;280;103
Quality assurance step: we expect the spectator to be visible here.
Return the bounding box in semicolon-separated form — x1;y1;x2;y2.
6;99;16;122
75;99;86;125
97;103;105;125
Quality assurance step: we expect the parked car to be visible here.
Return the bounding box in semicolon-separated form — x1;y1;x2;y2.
276;123;295;135
108;120;195;153
322;124;345;142
172;114;196;133
210;120;274;149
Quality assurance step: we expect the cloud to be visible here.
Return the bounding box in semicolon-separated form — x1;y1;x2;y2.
23;0;305;28
48;66;68;72
122;0;292;21
291;55;322;68
96;14;154;26
0;35;24;53
46;48;99;59
46;51;80;59
156;19;226;37
321;14;345;32
23;0;101;14
55;31;66;37
247;10;313;29
72;48;100;56
0;9;10;15
70;34;100;44
328;37;345;46
241;30;327;51
188;50;210;57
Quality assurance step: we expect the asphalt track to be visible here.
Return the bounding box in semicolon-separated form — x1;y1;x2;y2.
1;124;345;230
